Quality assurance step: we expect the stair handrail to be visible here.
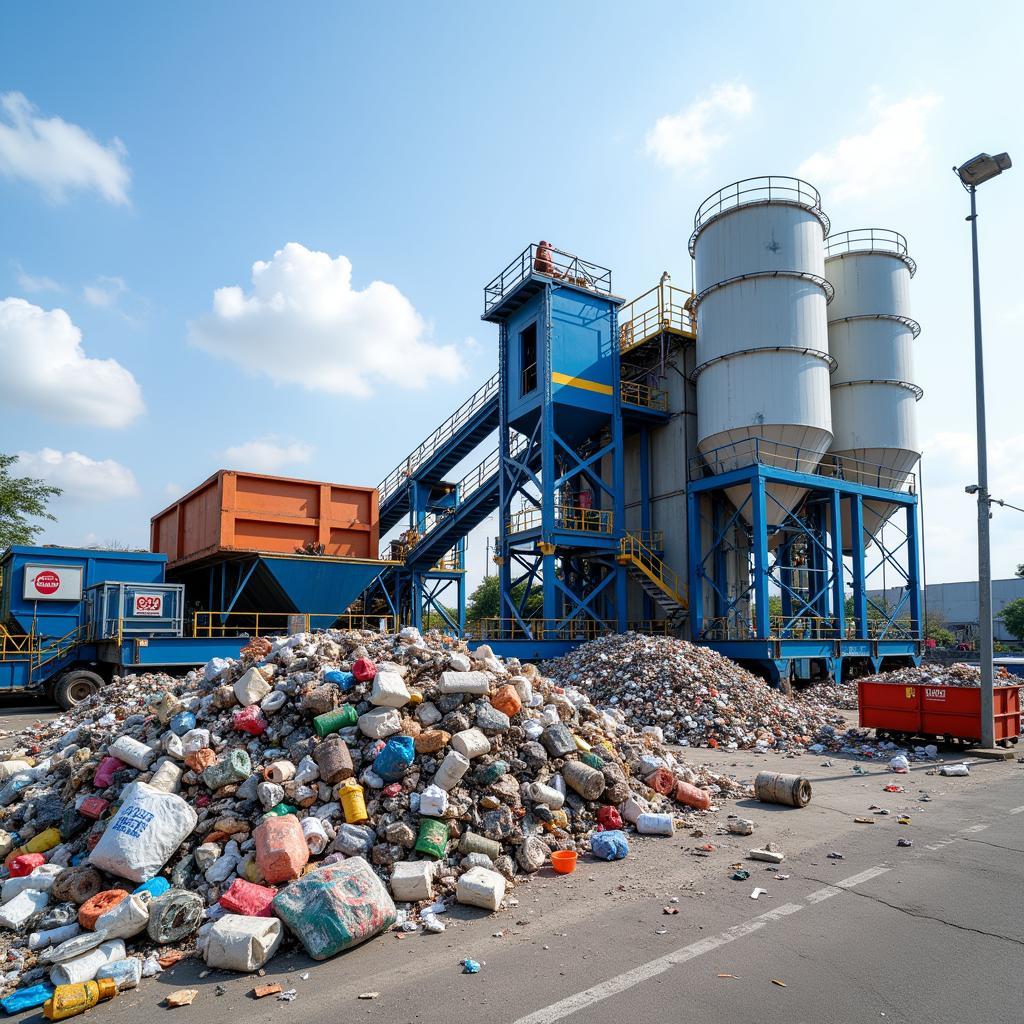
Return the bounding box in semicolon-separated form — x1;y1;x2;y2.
378;373;500;505
620;532;688;609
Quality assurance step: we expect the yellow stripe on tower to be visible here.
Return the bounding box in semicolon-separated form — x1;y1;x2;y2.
550;371;614;396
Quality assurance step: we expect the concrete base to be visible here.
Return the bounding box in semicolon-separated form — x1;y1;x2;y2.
970;747;1016;760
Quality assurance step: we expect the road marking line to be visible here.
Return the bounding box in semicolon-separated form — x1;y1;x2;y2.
1008;805;1024;815
511;866;890;1024
806;886;840;903
961;824;989;833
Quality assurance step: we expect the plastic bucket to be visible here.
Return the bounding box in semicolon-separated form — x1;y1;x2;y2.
550;850;577;874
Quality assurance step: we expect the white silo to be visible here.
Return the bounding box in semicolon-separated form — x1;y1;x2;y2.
690;176;834;526
825;229;921;547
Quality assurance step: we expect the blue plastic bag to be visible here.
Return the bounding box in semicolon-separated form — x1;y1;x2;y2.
324;669;356;692
590;829;630;861
373;735;416;781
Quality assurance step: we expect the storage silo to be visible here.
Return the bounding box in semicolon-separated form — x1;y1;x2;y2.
825;229;922;547
690;176;834;526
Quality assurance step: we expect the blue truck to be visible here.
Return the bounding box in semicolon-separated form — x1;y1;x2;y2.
0;546;251;708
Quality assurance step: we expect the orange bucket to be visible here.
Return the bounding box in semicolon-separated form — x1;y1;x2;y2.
550;850;577;875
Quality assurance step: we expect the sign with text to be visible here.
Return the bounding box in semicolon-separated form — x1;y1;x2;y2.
132;592;165;617
22;564;83;602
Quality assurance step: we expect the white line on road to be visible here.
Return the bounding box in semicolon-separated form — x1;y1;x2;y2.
511;867;890;1024
960;824;990;833
1008;805;1024;816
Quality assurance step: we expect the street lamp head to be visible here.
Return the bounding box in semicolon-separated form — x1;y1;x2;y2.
965;484;980;495
955;152;1012;187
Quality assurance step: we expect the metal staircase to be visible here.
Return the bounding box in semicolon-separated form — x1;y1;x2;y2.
377;374;500;532
617;533;688;628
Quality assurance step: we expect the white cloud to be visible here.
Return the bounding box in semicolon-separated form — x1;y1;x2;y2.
14;263;61;293
223;437;314;474
163;482;182;498
798;93;941;200
0;92;130;204
15;448;139;500
645;83;753;170
188;242;465;398
83;275;127;308
0;297;145;427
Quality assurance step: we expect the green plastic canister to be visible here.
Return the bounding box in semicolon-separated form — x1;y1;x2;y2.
314;705;358;738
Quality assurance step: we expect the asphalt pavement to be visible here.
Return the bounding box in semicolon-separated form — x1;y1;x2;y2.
1;725;1017;1024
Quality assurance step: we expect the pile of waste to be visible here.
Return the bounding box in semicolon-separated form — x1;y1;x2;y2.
858;662;1016;688
0;627;743;1014
546;633;846;750
795;680;859;711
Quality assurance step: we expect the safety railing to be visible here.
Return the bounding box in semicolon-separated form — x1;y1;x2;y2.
690;176;829;254
192;611;395;638
628;530;664;549
620;380;668;411
825;228;917;276
506;502;614;536
0;622;94;675
690;437;918;494
477;617;614;642
627;619;676;635
377;373;499;506
699;615;920;641
484;244;612;316
619;280;695;353
619;533;687;609
433;552;464;572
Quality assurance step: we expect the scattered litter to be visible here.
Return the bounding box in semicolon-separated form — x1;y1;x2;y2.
662;906;679;915
749;888;767;900
731;870;751;881
462;959;481;974
166;989;198;1008
897;839;913;848
884;784;905;793
897;816;911;825
853;817;875;824
718;973;739;979
774;874;790;880
727;818;755;836
889;755;910;774
827;852;845;860
358;992;380;1000
277;989;298;1002
940;764;970;777
771;979;787;987
253;984;283;999
748;845;785;864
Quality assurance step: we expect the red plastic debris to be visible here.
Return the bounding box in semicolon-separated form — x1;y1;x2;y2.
93;756;125;789
79;796;109;820
219;878;277;917
233;704;267;736
8;853;45;877
597;806;623;830
352;657;377;682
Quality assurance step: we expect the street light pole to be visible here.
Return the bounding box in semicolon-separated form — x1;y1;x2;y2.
967;182;995;749
955;151;1011;749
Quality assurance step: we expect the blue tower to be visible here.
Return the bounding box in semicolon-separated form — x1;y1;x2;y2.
483;243;628;656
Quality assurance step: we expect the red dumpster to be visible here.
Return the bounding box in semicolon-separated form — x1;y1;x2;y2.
920;684;1021;744
858;682;921;734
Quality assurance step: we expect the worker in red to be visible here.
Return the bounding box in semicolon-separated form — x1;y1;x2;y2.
534;240;557;276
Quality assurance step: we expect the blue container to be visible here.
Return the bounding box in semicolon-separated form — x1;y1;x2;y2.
372;735;415;782
1;983;53;1015
169;710;196;736
324;669;356;692
134;875;171;899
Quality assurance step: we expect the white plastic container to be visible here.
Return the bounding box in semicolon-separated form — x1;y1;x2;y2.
357;708;402;739
108;736;156;771
29;923;80;951
203;914;282;972
437;671;491;695
456;866;505;911
450;728;490;759
2;864;62;903
370;671;411;708
0;888;49;929
390;861;434;902
527;782;564;809
148;759;183;794
418;784;449;818
433;751;470;791
636;812;674;836
93;893;150;939
50;939;126;986
300;816;329;855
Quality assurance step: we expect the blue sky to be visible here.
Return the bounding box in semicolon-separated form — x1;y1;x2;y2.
2;1;1023;593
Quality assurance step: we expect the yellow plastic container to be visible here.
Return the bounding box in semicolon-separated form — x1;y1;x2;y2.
44;979;117;1020
337;780;368;824
573;736;592;752
543;809;569;833
6;827;61;867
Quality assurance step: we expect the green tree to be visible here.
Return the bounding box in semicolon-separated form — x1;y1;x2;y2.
0;454;61;548
1015;563;1024;578
1001;597;1024;641
466;573;543;625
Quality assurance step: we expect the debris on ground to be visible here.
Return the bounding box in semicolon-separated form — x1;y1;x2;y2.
165;988;198;1007
0;627;745;1008
545;633;846;750
857;662;1016;688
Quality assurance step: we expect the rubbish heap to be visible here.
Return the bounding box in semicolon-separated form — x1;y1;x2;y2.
0;627;743;1012
546;633;846;750
857;662;1016;688
795;680;859;711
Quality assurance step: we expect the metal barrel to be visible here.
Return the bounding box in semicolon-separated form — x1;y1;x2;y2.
754;771;812;807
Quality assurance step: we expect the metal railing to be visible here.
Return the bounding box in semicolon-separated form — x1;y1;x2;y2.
377;373;499;506
507;502;614;536
0;622;94;678
627;619;676;635
690;176;830;254
477;617;614;642
192;611;395;638
620;380;668;411
691;437;918;494
699;614;920;642
825;228;917;276
484;244;612;316
619;280;695;353
619;533;687;609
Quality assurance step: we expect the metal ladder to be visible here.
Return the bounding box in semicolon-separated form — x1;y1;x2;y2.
618;533;688;627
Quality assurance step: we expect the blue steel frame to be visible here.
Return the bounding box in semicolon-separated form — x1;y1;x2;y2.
488;259;629;649
687;457;922;684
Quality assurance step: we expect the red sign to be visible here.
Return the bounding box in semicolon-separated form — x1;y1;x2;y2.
133;593;164;617
33;570;61;595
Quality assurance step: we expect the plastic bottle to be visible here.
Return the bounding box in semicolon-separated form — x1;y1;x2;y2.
202;749;252;790
313;705;358;738
9;852;46;876
168;710;196;736
107;736;156;771
95;957;141;991
561;761;605;800
43;978;117;1020
458;831;500;861
323;668;356;691
351;657;377;682
636;812;674;836
50;940;126;986
133;876;170;900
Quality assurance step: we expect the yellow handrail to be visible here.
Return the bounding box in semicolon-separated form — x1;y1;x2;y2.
477;617;614;641
619;280;695;354
620;380;668;411
619;533;688;609
191;611;396;639
506;503;614;536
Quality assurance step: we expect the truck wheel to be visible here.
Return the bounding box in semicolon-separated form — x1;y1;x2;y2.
53;670;104;710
